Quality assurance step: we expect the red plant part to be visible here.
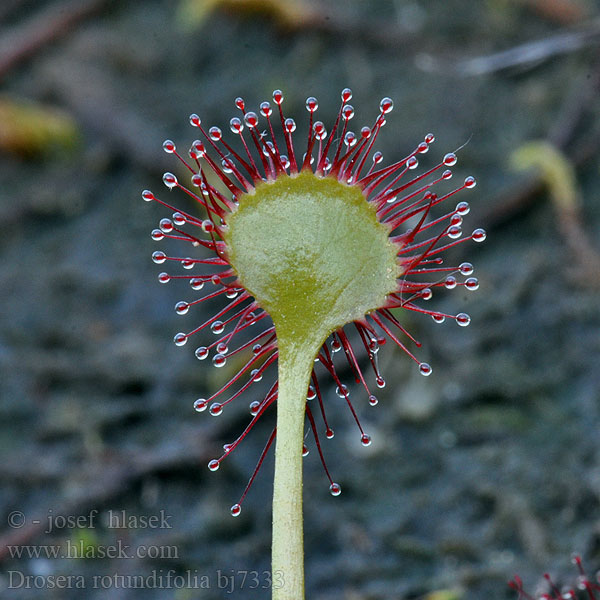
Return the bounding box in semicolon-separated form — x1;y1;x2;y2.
143;89;484;515
509;555;600;600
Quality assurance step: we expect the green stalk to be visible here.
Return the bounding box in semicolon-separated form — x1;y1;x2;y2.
223;172;401;599
271;340;317;600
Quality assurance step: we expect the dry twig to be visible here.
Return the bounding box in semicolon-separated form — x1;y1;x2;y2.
456;20;600;76
0;0;113;80
481;52;600;231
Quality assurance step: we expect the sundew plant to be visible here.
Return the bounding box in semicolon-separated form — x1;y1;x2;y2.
143;89;484;599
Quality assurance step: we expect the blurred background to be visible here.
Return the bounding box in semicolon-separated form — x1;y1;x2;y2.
1;0;600;598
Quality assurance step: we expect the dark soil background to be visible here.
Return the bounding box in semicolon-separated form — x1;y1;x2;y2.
1;1;600;599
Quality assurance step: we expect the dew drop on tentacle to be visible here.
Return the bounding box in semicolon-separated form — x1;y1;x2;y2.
259;101;272;117
273;89;284;105
172;212;186;226
455;313;471;327
252;343;262;355
193;398;208;412
425;133;435;143
314;121;327;140
376;376;386;389
163;139;175;153
159;218;173;233
208;459;220;471
344;131;357;149
244;112;259;128
302;444;310;457
368;394;378;406
465;277;479;291
336;385;349;398
464;176;476;188
307;386;316;400
329;482;342;496
459;262;473;275
158;272;170;284
251;368;262;382
209;126;222;141
174;332;187;346
447;225;462;239
443;152;457;166
191;140;206;158
326;429;335;440
472;228;487;242
444;276;457;290
163;172;178;189
190;278;205;290
249;401;260;416
151;229;164;241
210;402;223;416
175;301;189;315
230;504;241;517
211;320;225;334
285;118;296;133
450;213;462;226
212;354;227;368
341;88;352;102
432;313;445;324
230;117;243;133
379;97;393;114
142;189;154;202
216;342;229;355
419;362;432;376
361;434;372;447
191;174;202;187
182;258;194;270
406;156;418;170
195;346;209;360
305;97;318;112
455;201;470;215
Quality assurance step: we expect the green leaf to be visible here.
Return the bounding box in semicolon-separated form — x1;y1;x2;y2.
224;171;400;351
